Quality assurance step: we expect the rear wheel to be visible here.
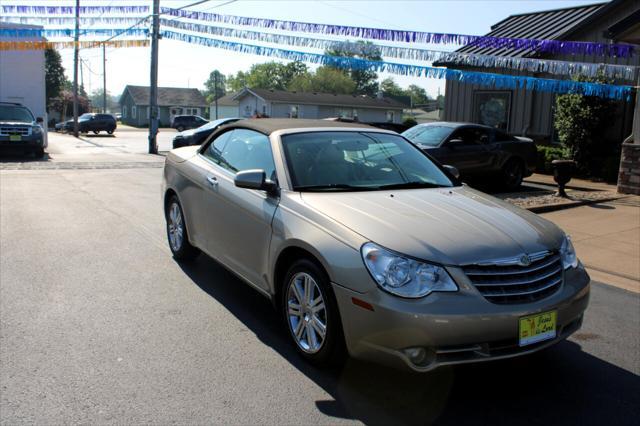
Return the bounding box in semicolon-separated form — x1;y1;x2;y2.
107;129;114;135
282;259;344;366
165;196;199;261
502;159;524;191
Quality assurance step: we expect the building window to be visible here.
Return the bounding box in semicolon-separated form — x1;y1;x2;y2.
386;110;395;122
335;107;356;119
132;105;137;119
473;91;511;130
290;105;299;118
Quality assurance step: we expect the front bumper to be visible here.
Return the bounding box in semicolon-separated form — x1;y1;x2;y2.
0;134;45;150
333;265;590;372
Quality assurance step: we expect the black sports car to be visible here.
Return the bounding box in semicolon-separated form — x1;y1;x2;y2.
172;117;241;149
402;122;537;190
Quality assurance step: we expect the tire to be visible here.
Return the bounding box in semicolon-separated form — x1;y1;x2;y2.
165;196;199;261
107;129;114;135
281;259;345;366
93;130;99;135
502;159;524;191
33;148;45;159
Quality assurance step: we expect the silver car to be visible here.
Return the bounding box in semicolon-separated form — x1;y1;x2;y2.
162;119;590;372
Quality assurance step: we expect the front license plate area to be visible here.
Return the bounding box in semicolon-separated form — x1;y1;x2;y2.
9;135;22;141
519;310;557;347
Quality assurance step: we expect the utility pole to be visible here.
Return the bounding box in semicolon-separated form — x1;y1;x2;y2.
148;0;160;154
214;73;219;119
102;44;107;113
72;0;80;137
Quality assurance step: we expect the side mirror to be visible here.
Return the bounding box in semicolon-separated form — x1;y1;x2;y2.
36;117;44;124
443;165;460;180
234;169;278;195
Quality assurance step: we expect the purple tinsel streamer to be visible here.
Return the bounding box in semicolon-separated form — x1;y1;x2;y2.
160;7;635;58
0;5;149;15
160;30;633;100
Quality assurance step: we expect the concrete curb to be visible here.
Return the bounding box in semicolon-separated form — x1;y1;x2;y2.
526;196;625;213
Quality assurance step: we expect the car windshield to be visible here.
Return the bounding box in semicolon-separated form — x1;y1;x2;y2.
0;105;34;123
281;131;456;191
402;125;453;147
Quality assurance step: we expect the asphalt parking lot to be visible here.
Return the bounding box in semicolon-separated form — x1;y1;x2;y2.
1;133;639;425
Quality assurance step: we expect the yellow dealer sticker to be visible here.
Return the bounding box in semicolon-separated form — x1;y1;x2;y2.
519;311;557;346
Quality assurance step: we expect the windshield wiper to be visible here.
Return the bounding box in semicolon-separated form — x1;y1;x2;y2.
295;184;377;192
376;181;448;190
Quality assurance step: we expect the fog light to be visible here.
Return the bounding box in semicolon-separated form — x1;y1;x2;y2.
404;347;427;364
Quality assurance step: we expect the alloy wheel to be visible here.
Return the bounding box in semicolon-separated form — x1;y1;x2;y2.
167;202;184;252
286;272;327;354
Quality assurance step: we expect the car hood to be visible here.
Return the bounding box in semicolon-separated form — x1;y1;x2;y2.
300;186;563;266
0;121;34;126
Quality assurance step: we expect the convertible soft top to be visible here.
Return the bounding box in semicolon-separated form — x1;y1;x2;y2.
218;118;377;135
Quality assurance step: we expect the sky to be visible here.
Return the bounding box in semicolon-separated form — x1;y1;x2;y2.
2;0;606;99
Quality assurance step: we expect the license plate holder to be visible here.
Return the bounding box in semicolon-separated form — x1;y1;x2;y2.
519;310;557;347
9;135;22;141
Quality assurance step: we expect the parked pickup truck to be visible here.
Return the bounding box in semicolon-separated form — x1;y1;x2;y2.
402;122;537;190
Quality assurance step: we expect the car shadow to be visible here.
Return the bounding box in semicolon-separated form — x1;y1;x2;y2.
83;134;116;138
178;255;640;426
0;151;51;162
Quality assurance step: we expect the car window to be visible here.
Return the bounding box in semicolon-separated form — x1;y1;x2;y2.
402;125;452;147
450;128;491;145
203;129;276;179
281;131;455;190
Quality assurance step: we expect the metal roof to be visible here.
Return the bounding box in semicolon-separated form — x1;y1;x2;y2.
455;2;607;59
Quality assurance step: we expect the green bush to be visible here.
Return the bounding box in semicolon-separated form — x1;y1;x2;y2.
536;145;570;174
402;117;418;128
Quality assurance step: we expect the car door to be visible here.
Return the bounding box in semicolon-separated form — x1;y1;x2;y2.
199;128;279;291
441;127;495;176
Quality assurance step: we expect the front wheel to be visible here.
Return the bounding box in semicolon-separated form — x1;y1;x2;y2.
32;148;45;159
282;259;344;366
165;196;199;261
107;129;114;135
502;159;524;191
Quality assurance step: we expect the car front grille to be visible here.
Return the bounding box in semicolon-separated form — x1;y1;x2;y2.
463;251;563;304
0;126;30;136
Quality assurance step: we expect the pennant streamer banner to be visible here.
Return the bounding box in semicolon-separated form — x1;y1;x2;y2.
0;39;149;50
0;5;149;15
161;19;637;81
161;31;632;100
160;7;635;58
0;16;144;26
0;28;149;38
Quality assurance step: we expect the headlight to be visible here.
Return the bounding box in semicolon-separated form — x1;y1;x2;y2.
32;125;42;134
361;242;458;298
560;235;578;269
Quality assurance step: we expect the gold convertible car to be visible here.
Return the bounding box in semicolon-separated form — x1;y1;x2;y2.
162;119;590;372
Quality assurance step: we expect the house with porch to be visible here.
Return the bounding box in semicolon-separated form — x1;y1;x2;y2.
119;85;207;127
232;88;406;123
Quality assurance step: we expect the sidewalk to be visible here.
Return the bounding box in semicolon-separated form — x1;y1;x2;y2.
540;196;640;293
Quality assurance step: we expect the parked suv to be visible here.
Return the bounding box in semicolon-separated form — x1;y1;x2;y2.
171;115;208;132
0;102;47;158
56;113;117;134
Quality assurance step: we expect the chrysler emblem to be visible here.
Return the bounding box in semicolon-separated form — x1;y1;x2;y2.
519;255;532;266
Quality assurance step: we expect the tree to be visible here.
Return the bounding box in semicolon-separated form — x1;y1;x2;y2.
49;90;90;120
326;41;382;96
379;78;405;97
203;70;226;103
89;89;119;112
288;66;356;94
226;61;308;92
45;48;67;110
407;85;430;106
554;75;616;175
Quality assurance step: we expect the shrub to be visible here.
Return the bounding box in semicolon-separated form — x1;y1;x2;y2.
402;117;417;128
536;145;570;173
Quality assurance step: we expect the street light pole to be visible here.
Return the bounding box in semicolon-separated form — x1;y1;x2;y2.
72;0;80;137
148;0;160;154
102;44;107;113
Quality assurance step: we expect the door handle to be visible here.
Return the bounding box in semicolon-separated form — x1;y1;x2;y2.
206;175;218;187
